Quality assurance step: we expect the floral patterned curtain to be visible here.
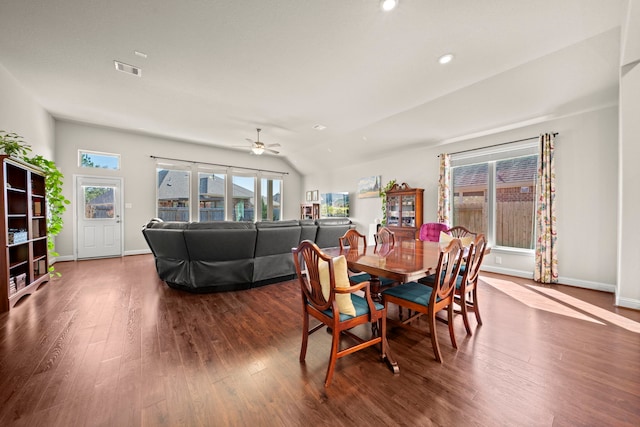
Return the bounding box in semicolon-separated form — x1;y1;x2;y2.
437;153;451;225
534;133;558;283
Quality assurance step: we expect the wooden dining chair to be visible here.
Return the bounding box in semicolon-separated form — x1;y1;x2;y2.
382;239;464;362
455;234;487;335
419;234;487;335
292;240;396;387
374;226;396;248
446;226;476;239
339;229;367;250
340;229;395;287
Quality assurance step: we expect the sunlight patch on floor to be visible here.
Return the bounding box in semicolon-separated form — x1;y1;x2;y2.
526;285;640;333
480;276;605;325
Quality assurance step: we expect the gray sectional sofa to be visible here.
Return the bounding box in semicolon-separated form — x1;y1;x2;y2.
142;218;355;293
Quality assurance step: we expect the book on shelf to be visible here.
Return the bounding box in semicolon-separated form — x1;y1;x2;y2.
32;219;40;238
33;200;42;216
16;273;26;291
9;277;17;295
36;259;47;275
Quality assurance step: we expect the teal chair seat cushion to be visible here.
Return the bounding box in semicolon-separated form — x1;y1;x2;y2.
458;264;466;275
382;281;435;307
420;272;463;289
319;294;384;321
350;272;396;287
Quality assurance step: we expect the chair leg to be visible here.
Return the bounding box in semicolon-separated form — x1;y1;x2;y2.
378;317;386;357
448;302;457;349
324;328;340;387
472;286;483;326
460;291;473;336
299;312;309;362
428;309;443;363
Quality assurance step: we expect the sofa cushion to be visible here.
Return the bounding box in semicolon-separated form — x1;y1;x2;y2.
315;218;351;226
299;220;318;243
256;219;300;228
187;221;255;230
314;219;355;248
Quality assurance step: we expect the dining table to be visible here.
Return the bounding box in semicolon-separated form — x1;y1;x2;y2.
323;238;489;301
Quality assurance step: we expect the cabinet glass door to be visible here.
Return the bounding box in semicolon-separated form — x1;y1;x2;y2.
387;195;400;226
401;195;416;227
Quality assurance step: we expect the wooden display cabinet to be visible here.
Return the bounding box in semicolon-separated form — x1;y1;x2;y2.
1;156;49;312
385;183;423;241
300;203;320;220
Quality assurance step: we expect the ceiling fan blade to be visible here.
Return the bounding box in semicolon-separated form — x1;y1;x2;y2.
265;148;279;154
266;143;281;148
245;138;255;143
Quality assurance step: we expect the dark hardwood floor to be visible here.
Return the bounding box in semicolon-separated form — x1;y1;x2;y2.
1;254;639;426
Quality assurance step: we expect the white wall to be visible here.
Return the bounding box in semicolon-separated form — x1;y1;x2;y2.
54;121;302;259
0;63;54;158
617;0;640;309
304;106;619;292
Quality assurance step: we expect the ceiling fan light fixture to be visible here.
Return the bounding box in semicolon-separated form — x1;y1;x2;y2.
381;0;398;12
438;53;454;64
252;146;265;155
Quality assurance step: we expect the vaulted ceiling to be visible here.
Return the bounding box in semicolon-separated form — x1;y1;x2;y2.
0;0;626;172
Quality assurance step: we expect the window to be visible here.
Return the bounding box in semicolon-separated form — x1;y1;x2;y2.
451;143;538;250
154;161;284;222
232;175;255;221
83;186;114;219
156;167;190;221
198;172;226;221
79;150;120;170
260;177;282;221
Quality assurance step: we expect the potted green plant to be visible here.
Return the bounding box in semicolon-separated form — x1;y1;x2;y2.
0;130;70;274
379;179;396;226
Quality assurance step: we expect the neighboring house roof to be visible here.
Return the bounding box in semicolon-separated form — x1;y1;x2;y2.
157;170;191;200
87;188;114;205
453;156;538;189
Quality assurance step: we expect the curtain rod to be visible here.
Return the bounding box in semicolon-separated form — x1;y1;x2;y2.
439;132;558;157
149;155;289;175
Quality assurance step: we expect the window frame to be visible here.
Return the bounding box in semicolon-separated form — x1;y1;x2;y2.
155;163;191;222
78;149;121;170
154;160;285;222
450;141;538;253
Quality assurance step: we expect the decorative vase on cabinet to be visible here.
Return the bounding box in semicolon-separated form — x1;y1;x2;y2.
385;183;423;240
1;156;49;311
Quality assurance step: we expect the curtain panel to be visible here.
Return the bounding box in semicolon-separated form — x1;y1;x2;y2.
437;153;451;225
534;133;558;283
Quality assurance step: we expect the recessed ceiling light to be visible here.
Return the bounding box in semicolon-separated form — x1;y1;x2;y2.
313;124;327;130
438;53;454;64
114;60;141;76
381;0;398;12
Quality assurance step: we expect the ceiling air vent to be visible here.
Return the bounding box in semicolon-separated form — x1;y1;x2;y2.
114;60;141;77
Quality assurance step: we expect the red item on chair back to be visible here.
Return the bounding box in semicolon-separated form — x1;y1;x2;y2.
419;223;449;242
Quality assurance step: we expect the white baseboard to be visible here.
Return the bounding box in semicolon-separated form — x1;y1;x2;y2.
480;265;534;279
51;255;74;263
124;249;152;256
558;276;616;293
616;296;640;310
481;266;616;294
51;249;152;263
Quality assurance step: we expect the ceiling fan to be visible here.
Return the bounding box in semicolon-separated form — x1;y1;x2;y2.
241;128;280;155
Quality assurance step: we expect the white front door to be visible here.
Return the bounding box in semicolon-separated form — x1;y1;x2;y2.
76;176;123;259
